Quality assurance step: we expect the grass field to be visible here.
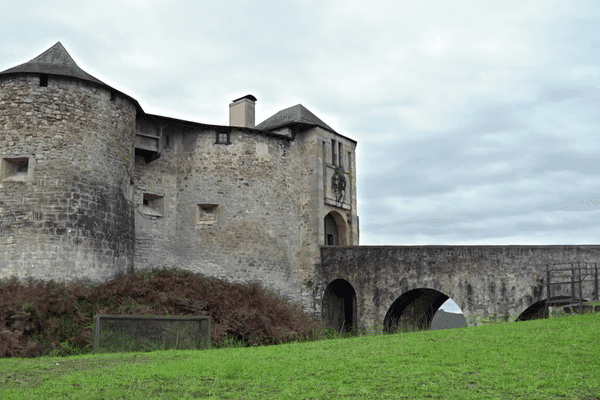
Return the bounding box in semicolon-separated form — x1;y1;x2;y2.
1;308;599;399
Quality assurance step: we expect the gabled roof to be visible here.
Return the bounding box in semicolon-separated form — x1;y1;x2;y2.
0;42;143;111
256;104;338;134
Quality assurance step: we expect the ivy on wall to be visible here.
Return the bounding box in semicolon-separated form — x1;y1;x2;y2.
123;147;132;168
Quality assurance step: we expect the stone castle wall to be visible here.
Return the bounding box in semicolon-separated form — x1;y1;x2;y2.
0;59;360;321
0;74;136;282
133;119;332;308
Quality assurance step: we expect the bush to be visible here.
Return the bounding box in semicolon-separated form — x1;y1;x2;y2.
0;267;326;358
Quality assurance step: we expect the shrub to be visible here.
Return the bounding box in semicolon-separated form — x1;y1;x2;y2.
0;267;327;357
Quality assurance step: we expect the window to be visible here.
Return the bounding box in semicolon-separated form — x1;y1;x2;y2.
1;157;29;181
197;204;218;225
332;139;338;166
128;178;134;201
215;131;230;144
327;234;334;246
324;213;339;246
347;151;352;171
141;193;164;217
338;142;343;169
39;74;48;87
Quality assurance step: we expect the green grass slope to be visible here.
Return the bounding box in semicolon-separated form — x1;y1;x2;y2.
0;311;598;399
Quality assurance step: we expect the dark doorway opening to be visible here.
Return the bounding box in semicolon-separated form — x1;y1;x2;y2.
322;279;357;334
324;213;339;246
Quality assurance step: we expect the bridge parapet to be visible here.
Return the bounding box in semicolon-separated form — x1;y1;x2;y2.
317;245;600;330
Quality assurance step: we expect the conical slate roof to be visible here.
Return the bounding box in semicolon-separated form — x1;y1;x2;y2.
256;104;337;134
0;42;142;111
0;42;107;86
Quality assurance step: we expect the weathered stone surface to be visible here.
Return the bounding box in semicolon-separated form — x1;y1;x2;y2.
133;116;359;311
0;74;135;282
318;245;600;328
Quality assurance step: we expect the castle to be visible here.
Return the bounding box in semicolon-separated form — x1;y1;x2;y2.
0;42;359;315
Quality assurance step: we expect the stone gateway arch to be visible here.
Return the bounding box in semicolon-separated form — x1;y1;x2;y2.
317;245;600;332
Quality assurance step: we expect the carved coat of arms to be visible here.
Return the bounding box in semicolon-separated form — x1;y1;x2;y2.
331;169;346;203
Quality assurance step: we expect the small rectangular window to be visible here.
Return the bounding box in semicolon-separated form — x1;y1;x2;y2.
332;139;337;166
128;178;134;201
1;157;29;181
327;234;334;246
338;142;343;169
215;131;230;144
347;151;352;171
39;74;48;87
197;204;218;225
141;193;164;217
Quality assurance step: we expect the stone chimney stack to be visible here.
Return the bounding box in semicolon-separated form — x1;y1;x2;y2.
229;94;257;129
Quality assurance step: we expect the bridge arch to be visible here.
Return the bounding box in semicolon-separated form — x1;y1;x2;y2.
384;288;464;333
322;279;357;333
517;295;590;321
319;245;600;332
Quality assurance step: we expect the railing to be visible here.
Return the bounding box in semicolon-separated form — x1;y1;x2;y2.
545;262;599;314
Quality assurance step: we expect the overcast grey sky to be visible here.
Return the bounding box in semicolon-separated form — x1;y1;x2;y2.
2;1;599;314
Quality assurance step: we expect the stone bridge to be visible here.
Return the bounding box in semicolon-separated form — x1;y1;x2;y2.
317;245;600;332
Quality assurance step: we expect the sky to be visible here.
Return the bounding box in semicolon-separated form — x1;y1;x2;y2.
2;1;599;315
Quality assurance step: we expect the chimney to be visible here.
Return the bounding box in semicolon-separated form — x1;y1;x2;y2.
229;94;257;129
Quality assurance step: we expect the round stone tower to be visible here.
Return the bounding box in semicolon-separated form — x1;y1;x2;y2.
0;42;138;282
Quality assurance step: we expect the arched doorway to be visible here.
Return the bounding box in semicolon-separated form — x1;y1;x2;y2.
324;211;347;246
324;213;338;245
322;279;357;333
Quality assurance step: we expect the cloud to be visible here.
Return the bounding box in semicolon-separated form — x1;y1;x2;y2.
1;0;599;246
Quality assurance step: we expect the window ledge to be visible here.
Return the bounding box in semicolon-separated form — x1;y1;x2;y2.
139;205;163;217
325;198;351;210
3;174;29;182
